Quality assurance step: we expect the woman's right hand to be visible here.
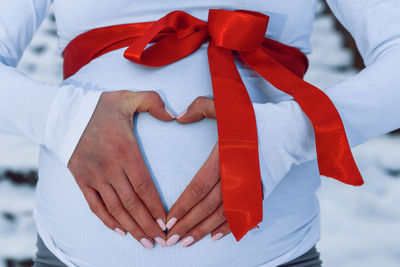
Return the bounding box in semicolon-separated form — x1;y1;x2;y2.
67;90;175;249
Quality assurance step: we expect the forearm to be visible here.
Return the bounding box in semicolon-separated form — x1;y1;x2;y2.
254;24;400;198
0;61;102;165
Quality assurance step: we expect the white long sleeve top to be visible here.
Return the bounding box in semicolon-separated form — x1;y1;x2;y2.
1;0;400;266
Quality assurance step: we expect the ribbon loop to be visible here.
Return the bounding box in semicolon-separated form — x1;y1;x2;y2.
208;9;269;51
124;11;208;66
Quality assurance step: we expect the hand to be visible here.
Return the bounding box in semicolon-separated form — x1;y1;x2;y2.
165;97;232;247
68;90;175;249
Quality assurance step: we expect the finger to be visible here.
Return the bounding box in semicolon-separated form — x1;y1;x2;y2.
179;205;227;247
166;181;222;246
166;143;219;230
123;91;174;230
135;91;176;121
110;170;167;244
211;221;231;241
176;96;216;124
81;186;127;236
98;183;155;249
123;143;168;231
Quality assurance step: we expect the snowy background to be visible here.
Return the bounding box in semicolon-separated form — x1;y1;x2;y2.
1;2;399;267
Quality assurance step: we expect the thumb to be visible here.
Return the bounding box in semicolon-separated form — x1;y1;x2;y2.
135;91;176;121
177;96;216;124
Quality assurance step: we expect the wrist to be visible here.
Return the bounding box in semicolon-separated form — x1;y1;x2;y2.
252;100;316;197
44;84;103;166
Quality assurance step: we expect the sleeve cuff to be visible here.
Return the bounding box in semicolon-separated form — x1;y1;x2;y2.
44;85;103;166
253;100;316;198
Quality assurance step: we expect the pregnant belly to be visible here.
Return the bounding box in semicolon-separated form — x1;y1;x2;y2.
34;45;316;266
63;46;222;207
35;46;223;264
134;113;218;208
51;44;270;208
36;110;219;266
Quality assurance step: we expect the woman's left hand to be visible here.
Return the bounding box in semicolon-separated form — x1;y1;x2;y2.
165;97;232;247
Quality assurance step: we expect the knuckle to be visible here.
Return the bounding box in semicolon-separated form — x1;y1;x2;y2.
173;205;189;218
217;207;226;220
93;181;110;192
170;224;185;236
190;229;203;239
108;90;130;103
108;203;124;217
96;158;113;173
89;202;100;215
193;96;208;107
143;91;160;102
134;179;152;197
200;199;218;215
190;181;211;199
191;224;209;239
127;227;143;239
102;164;113;175
122;197;140;211
141;223;157;236
117;89;131;98
211;162;220;172
114;142;131;158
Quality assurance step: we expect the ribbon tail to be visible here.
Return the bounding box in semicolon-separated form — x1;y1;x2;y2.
208;43;263;241
240;49;364;186
63;23;155;79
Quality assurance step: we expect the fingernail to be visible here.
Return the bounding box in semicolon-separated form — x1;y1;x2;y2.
165;107;176;119
166;217;177;230
140;238;154;249
177;110;187;119
157;218;167;231
154;237;167;248
211;233;224;241
180;236;194;247
114;228;126;236
166;234;180;247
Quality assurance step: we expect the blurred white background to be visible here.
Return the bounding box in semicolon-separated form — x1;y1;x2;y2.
0;1;399;266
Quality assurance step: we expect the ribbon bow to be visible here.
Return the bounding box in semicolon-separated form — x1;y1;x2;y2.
63;9;364;241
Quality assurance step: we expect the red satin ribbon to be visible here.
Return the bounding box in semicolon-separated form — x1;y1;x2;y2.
63;9;364;241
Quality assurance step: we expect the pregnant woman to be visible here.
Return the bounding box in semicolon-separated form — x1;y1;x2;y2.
1;0;400;266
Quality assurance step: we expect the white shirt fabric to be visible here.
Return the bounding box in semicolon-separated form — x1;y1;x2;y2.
1;0;400;266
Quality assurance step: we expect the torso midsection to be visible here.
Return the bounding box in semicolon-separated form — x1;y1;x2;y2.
35;35;320;267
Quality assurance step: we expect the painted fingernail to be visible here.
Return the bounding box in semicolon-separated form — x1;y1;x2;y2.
154;237;167;248
165;107;176;119
177;110;187;119
140;238;154;249
211;233;224;241
166;234;180;247
114;228;126;236
157;218;167;231
166;217;177;230
180;236;194;247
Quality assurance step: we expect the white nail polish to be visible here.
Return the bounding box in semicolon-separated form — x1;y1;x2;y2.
157;218;167;231
165;217;177;230
212;232;224;241
140;238;154;249
154;237;167;248
166;234;180;247
165;107;176;118
114;228;126;236
180;236;194;247
177;110;187;119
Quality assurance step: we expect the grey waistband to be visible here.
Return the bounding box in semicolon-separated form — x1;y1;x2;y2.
33;234;322;267
33;234;67;267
